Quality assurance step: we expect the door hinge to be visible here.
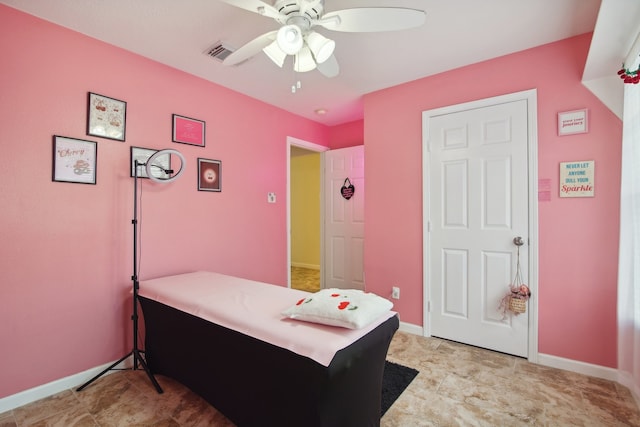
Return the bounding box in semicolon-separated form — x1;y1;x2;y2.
427;301;430;312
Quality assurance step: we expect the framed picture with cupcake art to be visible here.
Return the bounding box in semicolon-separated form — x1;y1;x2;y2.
87;92;127;141
198;158;221;192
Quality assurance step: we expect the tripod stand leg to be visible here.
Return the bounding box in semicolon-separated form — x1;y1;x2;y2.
134;349;163;393
76;349;164;394
76;351;133;392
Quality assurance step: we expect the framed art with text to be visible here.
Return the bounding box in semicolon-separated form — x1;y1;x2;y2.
558;109;588;136
52;135;97;184
559;160;594;198
173;114;205;147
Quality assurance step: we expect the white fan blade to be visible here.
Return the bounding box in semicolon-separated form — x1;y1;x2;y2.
219;0;284;22
223;31;277;66
317;54;339;78
317;8;425;32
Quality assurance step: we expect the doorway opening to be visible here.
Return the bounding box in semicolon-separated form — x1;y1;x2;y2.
287;137;328;291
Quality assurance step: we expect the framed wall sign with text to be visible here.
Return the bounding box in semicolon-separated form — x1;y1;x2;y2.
559;160;594;198
52;135;97;184
172;114;205;147
558;109;588;136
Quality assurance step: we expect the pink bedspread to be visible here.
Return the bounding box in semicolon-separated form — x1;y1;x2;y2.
138;271;396;367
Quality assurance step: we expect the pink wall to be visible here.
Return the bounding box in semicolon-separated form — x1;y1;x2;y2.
363;33;622;368
328;119;364;149
0;4;622;401
0;5;329;398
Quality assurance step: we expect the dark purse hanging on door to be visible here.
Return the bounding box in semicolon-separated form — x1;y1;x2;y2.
340;178;355;200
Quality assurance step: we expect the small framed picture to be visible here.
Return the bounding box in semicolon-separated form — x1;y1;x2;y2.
87;92;127;141
52;135;97;184
198;158;221;192
173;114;205;147
130;146;171;179
558;109;588;136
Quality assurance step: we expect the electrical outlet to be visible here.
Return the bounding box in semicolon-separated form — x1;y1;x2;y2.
267;192;276;203
392;286;400;299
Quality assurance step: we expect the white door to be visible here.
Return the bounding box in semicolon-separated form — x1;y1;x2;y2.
425;96;531;357
324;146;365;290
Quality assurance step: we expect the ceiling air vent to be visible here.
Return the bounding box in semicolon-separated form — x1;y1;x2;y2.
204;41;235;62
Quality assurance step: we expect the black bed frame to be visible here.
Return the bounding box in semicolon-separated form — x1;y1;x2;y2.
139;296;399;427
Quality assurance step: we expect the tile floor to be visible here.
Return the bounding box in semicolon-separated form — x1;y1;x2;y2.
1;331;638;426
290;266;320;293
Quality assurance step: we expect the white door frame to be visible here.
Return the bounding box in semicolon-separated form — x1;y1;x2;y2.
286;136;329;288
422;89;539;362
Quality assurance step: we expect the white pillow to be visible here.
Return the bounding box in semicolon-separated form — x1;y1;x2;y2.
282;288;393;329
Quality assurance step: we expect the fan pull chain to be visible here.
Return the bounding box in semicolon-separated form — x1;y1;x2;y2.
291;79;301;93
290;61;302;93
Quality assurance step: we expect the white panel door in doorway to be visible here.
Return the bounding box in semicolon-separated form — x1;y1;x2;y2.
425;98;530;357
324;146;365;290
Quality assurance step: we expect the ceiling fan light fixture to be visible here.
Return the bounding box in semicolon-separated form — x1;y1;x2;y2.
263;40;287;67
306;31;335;64
277;24;303;55
294;46;317;72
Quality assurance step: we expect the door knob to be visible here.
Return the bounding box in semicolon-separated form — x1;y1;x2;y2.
513;236;524;246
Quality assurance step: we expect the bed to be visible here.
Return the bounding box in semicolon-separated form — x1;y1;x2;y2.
138;271;399;427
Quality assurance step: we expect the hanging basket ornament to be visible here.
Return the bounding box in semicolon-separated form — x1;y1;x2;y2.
499;243;531;317
508;289;528;314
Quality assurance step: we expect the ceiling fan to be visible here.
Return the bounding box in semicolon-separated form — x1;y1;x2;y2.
220;0;426;77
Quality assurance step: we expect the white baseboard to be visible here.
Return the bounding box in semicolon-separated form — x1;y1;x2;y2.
398;321;423;336
398;324;618;382
0;357;131;414
537;353;619;382
617;370;640;409
538;353;640;409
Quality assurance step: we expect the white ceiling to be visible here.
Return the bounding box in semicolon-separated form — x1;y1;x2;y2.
582;0;640;119
1;0;607;125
